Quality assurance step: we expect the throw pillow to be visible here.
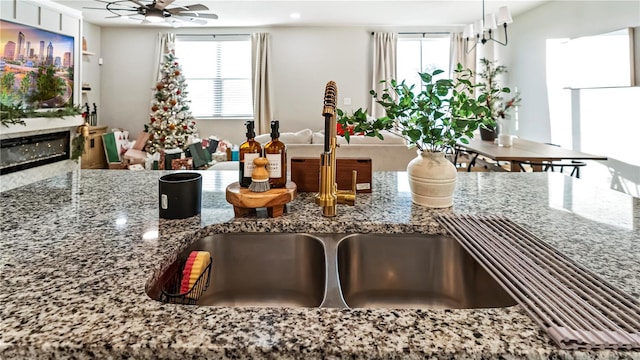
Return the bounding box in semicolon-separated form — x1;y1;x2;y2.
255;128;313;144
312;131;348;144
345;130;406;144
312;130;406;145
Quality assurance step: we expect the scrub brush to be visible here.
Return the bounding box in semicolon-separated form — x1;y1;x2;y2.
248;157;271;192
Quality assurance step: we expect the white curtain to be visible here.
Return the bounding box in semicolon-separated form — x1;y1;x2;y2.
251;32;273;135
371;32;397;118
154;33;175;83
450;32;476;82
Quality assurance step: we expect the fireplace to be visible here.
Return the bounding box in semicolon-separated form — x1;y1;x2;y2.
0;115;83;191
0;131;71;175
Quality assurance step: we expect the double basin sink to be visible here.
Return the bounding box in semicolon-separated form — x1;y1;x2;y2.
148;233;516;309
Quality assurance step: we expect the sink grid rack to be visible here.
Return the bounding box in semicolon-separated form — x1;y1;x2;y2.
438;214;640;350
160;260;212;305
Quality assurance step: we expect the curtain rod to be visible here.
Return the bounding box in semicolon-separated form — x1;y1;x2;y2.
371;31;450;36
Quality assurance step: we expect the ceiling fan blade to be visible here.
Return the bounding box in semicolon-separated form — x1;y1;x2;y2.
167;6;206;15
181;4;209;12
154;0;176;10
171;15;207;25
92;6;139;11
165;17;183;26
167;5;209;15
129;0;149;9
105;13;142;19
176;12;218;19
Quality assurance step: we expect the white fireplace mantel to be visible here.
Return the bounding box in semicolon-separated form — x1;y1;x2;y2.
0;115;84;140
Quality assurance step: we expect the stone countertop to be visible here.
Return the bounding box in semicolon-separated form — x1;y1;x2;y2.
0;170;638;359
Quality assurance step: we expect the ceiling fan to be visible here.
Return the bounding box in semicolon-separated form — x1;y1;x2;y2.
84;0;219;25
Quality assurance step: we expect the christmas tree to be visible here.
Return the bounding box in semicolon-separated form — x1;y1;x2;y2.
146;52;197;154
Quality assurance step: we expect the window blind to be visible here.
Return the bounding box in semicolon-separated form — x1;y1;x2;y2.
175;34;253;119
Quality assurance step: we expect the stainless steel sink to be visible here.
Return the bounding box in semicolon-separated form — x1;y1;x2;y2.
336;233;517;309
149;233;327;307
148;232;515;309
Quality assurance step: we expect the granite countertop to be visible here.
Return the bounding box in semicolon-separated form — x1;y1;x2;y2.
0;170;638;359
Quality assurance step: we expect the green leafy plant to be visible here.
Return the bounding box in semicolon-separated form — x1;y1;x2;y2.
477;58;521;122
337;64;492;153
0;102;28;127
1;102;82;127
71;134;86;160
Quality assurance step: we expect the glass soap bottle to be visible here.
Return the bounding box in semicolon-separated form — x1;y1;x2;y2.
239;121;262;187
264;120;287;188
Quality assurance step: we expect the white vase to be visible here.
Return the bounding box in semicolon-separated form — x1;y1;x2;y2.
406;150;457;208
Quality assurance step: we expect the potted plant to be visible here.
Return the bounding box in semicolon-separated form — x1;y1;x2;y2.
476;58;521;141
337;64;492;208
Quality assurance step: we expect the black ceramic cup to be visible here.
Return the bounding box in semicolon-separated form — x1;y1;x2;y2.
158;172;202;219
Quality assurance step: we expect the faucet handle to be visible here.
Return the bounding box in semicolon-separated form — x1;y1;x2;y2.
337;170;357;206
349;169;357;194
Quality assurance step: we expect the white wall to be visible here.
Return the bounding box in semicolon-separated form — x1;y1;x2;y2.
503;0;640;143
81;21;101;122
100;27;158;136
98;26;371;144
502;0;640;196
269;27;370;133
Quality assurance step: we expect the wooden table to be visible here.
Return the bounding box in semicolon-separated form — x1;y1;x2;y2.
456;138;608;172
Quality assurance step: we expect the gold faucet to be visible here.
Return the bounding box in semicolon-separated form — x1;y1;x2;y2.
315;81;356;217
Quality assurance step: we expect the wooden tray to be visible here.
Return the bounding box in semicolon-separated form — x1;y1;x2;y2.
226;181;297;218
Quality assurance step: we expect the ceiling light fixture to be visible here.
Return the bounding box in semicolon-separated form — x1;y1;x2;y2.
290;13;301;19
145;8;165;23
464;0;513;54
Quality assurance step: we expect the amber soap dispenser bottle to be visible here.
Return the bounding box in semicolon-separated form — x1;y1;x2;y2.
239;121;262;187
264;120;287;188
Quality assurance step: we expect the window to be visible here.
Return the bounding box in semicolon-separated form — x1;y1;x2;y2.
563;28;634;88
396;34;451;92
175;35;253;119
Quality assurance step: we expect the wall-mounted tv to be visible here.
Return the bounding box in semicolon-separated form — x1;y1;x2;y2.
0;19;75;109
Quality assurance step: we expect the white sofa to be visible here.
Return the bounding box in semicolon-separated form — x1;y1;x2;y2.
211;128;417;171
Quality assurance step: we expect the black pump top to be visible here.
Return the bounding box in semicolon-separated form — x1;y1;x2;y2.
245;120;255;139
270;120;280;139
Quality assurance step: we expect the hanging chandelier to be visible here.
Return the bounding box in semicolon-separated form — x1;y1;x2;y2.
464;0;513;53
